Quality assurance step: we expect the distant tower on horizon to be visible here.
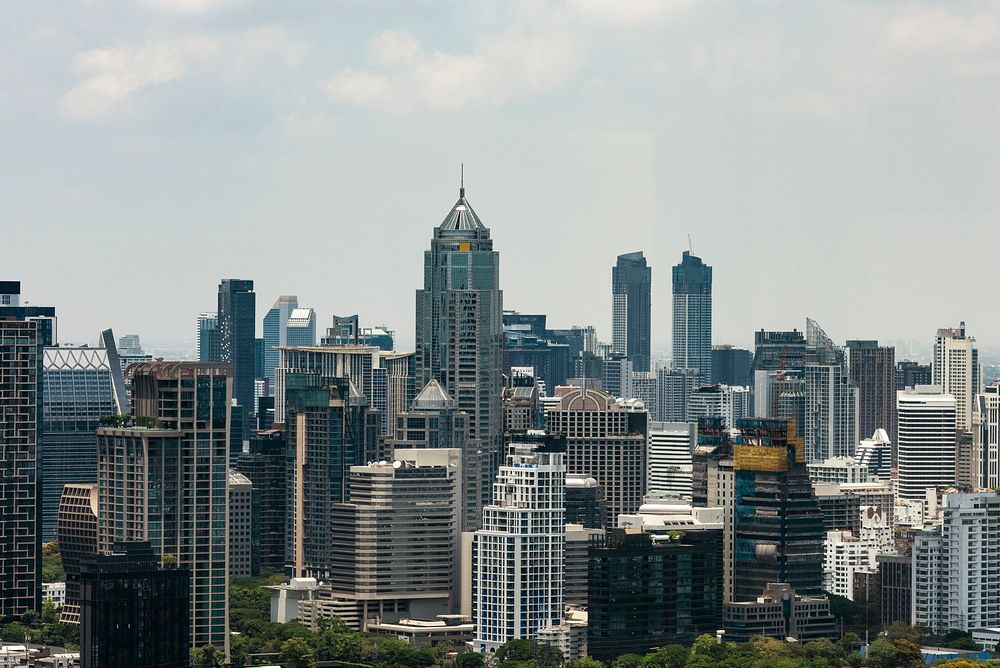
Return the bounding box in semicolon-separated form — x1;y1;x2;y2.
672;251;712;383
219;279;256;438
262;295;298;387
612;251;651;372
933;322;980;432
414;179;503;528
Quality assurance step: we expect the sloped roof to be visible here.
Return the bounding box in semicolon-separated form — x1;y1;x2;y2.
438;190;485;231
413;379;455;409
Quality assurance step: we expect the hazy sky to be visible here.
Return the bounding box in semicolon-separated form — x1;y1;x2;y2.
4;1;1000;353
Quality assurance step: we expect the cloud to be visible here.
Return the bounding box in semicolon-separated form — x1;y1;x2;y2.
59;37;218;120
566;0;697;26
325;24;584;113
885;7;1000;54
137;0;244;15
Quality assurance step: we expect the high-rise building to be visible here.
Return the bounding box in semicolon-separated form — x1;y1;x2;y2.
262;295;298;387
686;384;750;430
96;361;231;653
328;449;460;623
415;183;503;524
656;365;697;422
235;431;286;573
712;346;752;387
197;312;220;362
588;529;723;662
611;252;651;372
672;251;712;383
228;470;255;577
602;353;633;399
855;429;893;480
896;386;957;500
40;346;123;542
647;421;695;498
473;435;565;653
933;322;980;432
732;418;825;602
548;387;647;527
565;475;606;529
274;344;383;428
912;492;1000;633
387;380;479;531
878;553;912;626
0;280;56;618
57;483;98;624
285;373;379;580
327;314;359;344
689;417;736;603
897;360;931;391
218;279;256;437
752;329;806;419
845;340;897;446
286;307;316;347
803;319;858;464
79;541;190;668
976;384;1000;490
630;371;658;418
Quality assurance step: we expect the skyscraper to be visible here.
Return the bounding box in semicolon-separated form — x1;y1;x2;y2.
547;387;648;527
97;361;231;653
235;430;286;573
672;251;712;383
612;252;651;372
647;421;695;498
196;312;220;362
803;319;858;463
285;307;316;347
732;418;825;602
415;182;502;526
473;435;565;653
262;295;298;387
79;541;190;668
896;386;957;500
285;373;379;580
228;470;255;577
218;279;256;437
57;483;98;625
0;280;56;618
712;345;752;387
845;340;897;446
933;322;980;432
40;346;122;542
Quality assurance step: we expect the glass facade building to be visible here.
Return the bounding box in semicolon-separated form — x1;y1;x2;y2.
672;251;712;383
612;251;652;372
219;279;256;438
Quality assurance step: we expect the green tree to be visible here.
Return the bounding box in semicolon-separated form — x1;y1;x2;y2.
281;636;316;668
892;639;924;668
639;645;688;668
41;598;59;624
611;654;643;668
863;637;896;668
689;634;724;661
191;644;224;668
946;636;980;651
1;622;32;643
883;621;923;645
497;640;540;664
567;658;604;668
456;652;487;668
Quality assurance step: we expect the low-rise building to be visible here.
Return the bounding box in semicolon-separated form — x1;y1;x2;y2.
723;583;836;642
537;609;588;661
367;616;474;647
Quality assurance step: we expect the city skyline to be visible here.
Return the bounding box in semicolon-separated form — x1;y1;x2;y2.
5;3;1000;350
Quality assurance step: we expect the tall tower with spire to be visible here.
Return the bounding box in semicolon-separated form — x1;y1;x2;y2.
415;177;503;529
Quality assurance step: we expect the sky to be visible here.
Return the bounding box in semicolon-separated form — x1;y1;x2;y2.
4;1;1000;355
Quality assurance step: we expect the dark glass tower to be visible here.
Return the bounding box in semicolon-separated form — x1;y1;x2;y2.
612;252;652;372
0;280;56;619
235;430;287;573
672;251;712;383
415;182;502;528
732;418;825;602
218;279;255;438
79;541;190;668
846;340;897;446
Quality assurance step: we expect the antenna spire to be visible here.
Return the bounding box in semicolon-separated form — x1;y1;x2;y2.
688;234;693;253
460;163;465;198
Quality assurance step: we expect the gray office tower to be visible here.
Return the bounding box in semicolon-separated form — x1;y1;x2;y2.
415;182;502;528
219;279;256;439
672;251;712;383
845;340;896;446
0;281;56;619
612;252;652;372
712;346;752;387
40;346;124;542
262;295;298;387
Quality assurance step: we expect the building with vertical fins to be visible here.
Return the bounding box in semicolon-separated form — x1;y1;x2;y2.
219;279;256;438
415;180;503;528
57;483;98;624
803;319;858;464
262;295;298;387
845;340;897;446
732;418;825;602
473;435;565;654
672;251;712;383
612;252;651;372
0;280;56;619
96;362;231;654
933;322;980;432
40;346;122;542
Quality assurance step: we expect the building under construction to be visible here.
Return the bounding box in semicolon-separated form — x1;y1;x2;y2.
732;418;825;602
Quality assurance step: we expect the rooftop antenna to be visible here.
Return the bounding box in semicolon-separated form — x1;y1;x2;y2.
460;163;465;198
688;234;693;253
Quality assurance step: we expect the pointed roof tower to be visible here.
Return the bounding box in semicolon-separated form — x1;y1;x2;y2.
437;164;487;232
412;379;456;410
